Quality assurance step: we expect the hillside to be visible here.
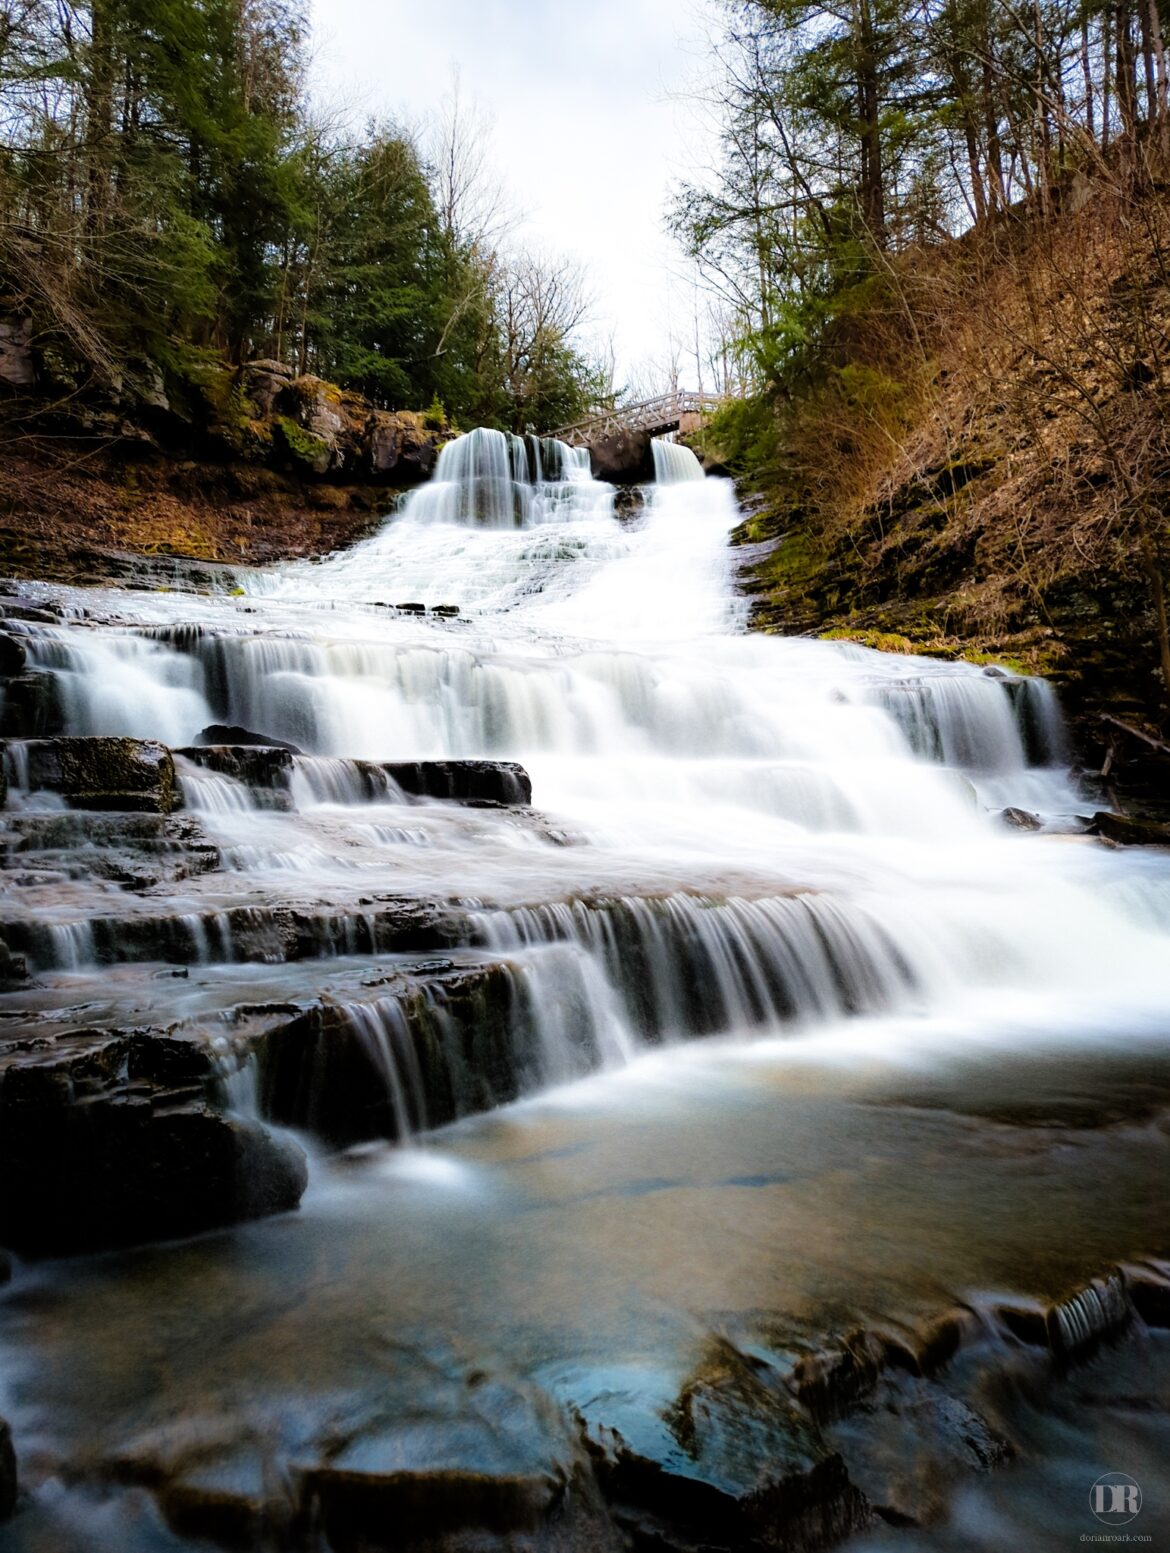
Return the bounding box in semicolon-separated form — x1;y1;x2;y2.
704;173;1170;785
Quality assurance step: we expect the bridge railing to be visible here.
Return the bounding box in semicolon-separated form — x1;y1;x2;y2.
551;390;731;443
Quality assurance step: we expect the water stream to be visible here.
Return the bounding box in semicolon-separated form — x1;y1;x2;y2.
1;432;1169;1549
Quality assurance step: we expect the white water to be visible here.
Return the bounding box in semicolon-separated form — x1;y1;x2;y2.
12;433;1170;1077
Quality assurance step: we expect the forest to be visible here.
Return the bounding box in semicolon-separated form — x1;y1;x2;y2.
0;0;604;432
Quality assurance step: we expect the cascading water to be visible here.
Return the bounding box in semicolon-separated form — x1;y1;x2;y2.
652;436;707;483
10;424;1170;1063
5;425;1170;1553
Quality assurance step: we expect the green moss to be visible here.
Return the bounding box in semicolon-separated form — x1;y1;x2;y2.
820;627;918;654
274;415;331;471
757;529;824;589
963;649;1030;674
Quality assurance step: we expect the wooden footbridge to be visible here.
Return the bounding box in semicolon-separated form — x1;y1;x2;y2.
552;390;730;446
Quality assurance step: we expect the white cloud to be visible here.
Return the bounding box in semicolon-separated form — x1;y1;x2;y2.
308;0;720;385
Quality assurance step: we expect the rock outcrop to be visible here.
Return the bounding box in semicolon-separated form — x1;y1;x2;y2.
235;364;444;485
195;724;303;752
1089;809;1170;845
588;429;654;485
16;735;180;813
0;1033;307;1255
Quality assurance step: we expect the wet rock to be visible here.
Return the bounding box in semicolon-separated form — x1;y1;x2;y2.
0;1416;15;1521
113;1370;607;1553
0;598;61;624
0;672;63;737
0;936;28;990
195;723;303;753
0;1040;308;1254
1047;1271;1133;1357
829;1375;1012;1529
0;896;460;973
589;429;654;485
790;1330;883;1423
1089;809;1170;845
0;632;26;678
880;1308;978;1377
385;760;533;807
179;743;296;798
997;806;1042;830
256;962;530;1145
571;1344;871;1551
613;487;646;522
19;736;179;813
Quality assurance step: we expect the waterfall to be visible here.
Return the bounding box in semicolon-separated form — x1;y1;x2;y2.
400;426;599;530
652;437;706;483
6;423;1170;1123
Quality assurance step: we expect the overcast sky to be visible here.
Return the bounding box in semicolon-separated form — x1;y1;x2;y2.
308;0;719;387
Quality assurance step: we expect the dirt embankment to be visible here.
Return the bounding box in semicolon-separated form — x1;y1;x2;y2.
0;358;449;582
718;173;1170;788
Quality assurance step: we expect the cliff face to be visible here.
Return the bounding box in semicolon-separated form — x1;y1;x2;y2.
718;175;1170;779
0;356;449;580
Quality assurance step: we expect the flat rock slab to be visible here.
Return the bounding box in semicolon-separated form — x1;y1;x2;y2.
11;736;179;813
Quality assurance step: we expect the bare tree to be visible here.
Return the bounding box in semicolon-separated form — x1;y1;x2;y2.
426;71;514;252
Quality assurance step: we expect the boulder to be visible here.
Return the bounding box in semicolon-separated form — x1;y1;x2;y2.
384;760;532;806
237;360;294;419
1089;809;1170;846
195;724;303;753
588;429;654;485
20;736;179;813
367;409;442;483
571;1343;871;1551
613;487;646;522
997;806;1042;830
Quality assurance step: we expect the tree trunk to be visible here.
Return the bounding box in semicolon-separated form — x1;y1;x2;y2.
982;42;1006;211
855;0;886;244
84;0;115;233
1147;0;1169;153
1117;1;1138;137
1082;13;1096;142
1139;0;1158;123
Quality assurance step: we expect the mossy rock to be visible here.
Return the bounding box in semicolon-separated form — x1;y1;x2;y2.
21;736;179;814
274;416;332;475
